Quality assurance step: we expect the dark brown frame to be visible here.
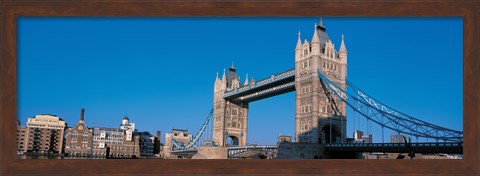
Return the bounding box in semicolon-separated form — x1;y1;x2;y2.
1;0;478;175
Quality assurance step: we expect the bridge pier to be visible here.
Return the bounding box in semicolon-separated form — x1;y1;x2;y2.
192;146;228;159
276;143;326;159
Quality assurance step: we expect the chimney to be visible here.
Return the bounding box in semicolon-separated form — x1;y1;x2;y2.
80;108;85;121
157;131;161;141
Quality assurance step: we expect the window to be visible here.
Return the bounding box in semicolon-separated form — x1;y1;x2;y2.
72;131;78;141
232;108;238;115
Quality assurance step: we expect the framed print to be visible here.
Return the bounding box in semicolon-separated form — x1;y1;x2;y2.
1;0;478;175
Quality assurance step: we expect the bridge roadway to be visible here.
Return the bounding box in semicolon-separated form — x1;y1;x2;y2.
325;142;463;154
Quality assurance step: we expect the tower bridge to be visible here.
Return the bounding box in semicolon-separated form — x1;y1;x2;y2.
165;19;463;159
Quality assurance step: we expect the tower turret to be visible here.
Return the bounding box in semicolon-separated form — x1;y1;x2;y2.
339;34;348;62
244;73;249;86
311;23;320;55
295;31;302;61
221;68;227;88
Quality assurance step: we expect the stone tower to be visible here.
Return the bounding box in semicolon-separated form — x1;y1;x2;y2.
213;64;248;147
294;19;348;144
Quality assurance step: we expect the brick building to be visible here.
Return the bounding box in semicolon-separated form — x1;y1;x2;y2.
65;108;93;157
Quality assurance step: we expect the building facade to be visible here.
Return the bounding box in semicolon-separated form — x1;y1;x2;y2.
91;127;140;158
277;135;292;144
16;126;27;154
22;114;67;154
391;134;407;143
85;116;140;158
120;115;135;142
353;130;364;143
134;131;155;157
362;134;373;143
65;108;93;157
294;19;348;144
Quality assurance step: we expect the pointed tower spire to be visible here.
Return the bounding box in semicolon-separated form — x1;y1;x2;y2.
230;62;235;70
339;34;347;54
319;17;324;28
222;68;226;80
215;72;219;82
296;31;302;50
243;73;249;86
311;23;320;43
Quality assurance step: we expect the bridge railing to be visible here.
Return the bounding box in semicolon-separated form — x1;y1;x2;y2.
326;142;462;148
227;145;278;158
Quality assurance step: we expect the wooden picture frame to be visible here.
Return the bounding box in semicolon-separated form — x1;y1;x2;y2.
1;1;478;175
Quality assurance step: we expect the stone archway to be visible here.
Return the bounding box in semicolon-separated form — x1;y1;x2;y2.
225;136;239;147
321;125;340;144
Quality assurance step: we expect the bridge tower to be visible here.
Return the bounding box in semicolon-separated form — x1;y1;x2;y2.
213;64;248;147
294;19;348;144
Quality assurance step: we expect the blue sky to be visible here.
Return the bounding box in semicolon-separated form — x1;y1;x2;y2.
18;17;463;144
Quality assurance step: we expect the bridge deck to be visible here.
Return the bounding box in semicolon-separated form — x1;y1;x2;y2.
223;69;295;103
